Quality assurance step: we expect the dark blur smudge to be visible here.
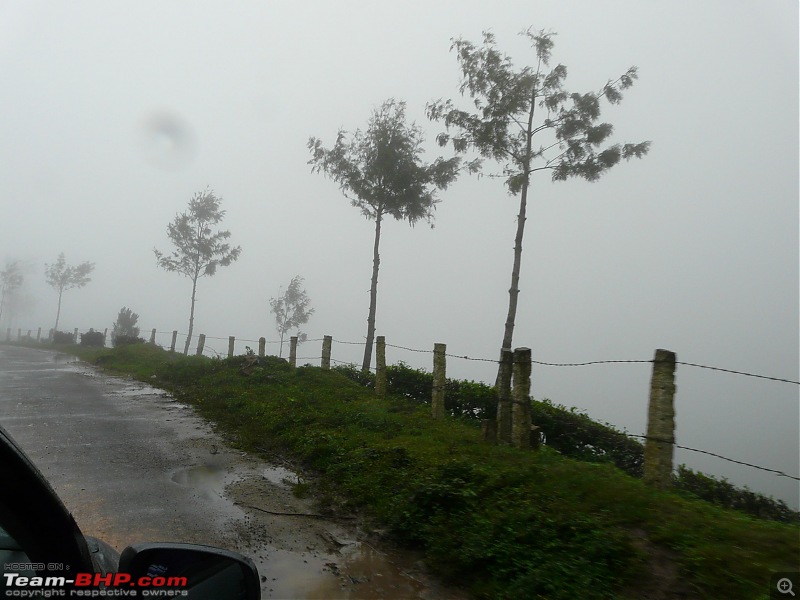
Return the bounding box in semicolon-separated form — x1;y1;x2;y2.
140;111;196;170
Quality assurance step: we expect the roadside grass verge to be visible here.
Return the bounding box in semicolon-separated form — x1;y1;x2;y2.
34;343;800;599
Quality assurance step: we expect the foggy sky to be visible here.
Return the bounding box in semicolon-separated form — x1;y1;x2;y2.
1;1;797;507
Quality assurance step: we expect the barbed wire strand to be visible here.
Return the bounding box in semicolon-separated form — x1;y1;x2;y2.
533;359;653;367
385;342;433;354
626;434;799;481
332;339;367;346
154;330;286;345
385;342;799;384
446;354;500;363
676;361;799;385
330;357;378;372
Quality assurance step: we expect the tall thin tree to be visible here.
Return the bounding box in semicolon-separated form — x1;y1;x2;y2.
154;189;241;355
428;28;650;364
44;253;94;332
309;99;464;371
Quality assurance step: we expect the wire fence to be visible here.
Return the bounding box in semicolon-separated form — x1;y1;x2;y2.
9;326;799;385
5;325;798;482
626;434;799;481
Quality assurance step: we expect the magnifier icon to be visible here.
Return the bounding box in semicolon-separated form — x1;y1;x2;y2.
778;578;796;596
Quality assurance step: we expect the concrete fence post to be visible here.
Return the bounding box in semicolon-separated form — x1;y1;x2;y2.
170;331;178;352
321;335;332;370
289;336;298;367
73;328;78;342
227;336;235;358
511;347;532;449
258;337;266;357
37;328;42;342
196;334;206;356
150;329;156;344
644;349;677;490
102;328;107;346
431;343;446;419
375;336;387;399
496;348;513;444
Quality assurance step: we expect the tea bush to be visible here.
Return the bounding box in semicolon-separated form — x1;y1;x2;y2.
112;334;145;347
52;331;75;344
80;330;105;347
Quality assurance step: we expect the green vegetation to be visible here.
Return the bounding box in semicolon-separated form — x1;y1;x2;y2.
336;362;799;524
38;344;800;598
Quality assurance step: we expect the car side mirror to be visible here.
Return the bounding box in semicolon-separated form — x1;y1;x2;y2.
119;543;260;599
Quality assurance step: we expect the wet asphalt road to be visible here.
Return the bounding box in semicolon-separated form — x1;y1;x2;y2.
0;344;246;551
0;345;466;599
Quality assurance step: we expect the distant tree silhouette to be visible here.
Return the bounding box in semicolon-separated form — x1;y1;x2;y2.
45;253;94;333
269;276;314;357
0;260;23;323
154;189;241;355
112;307;141;341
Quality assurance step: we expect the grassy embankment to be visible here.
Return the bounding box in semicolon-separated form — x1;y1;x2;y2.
45;344;800;598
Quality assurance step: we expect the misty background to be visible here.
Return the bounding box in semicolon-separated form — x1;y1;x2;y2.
1;1;797;507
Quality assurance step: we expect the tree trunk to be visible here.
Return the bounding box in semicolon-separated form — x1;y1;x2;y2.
498;94;536;379
501;180;529;351
278;331;285;358
54;287;64;332
362;212;382;372
183;275;199;355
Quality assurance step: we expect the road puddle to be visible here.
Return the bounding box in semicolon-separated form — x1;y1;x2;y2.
252;543;441;599
228;468;469;599
171;463;235;502
165;423;466;598
263;465;299;488
112;384;170;397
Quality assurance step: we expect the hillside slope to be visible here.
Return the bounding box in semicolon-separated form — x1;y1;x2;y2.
55;344;800;599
